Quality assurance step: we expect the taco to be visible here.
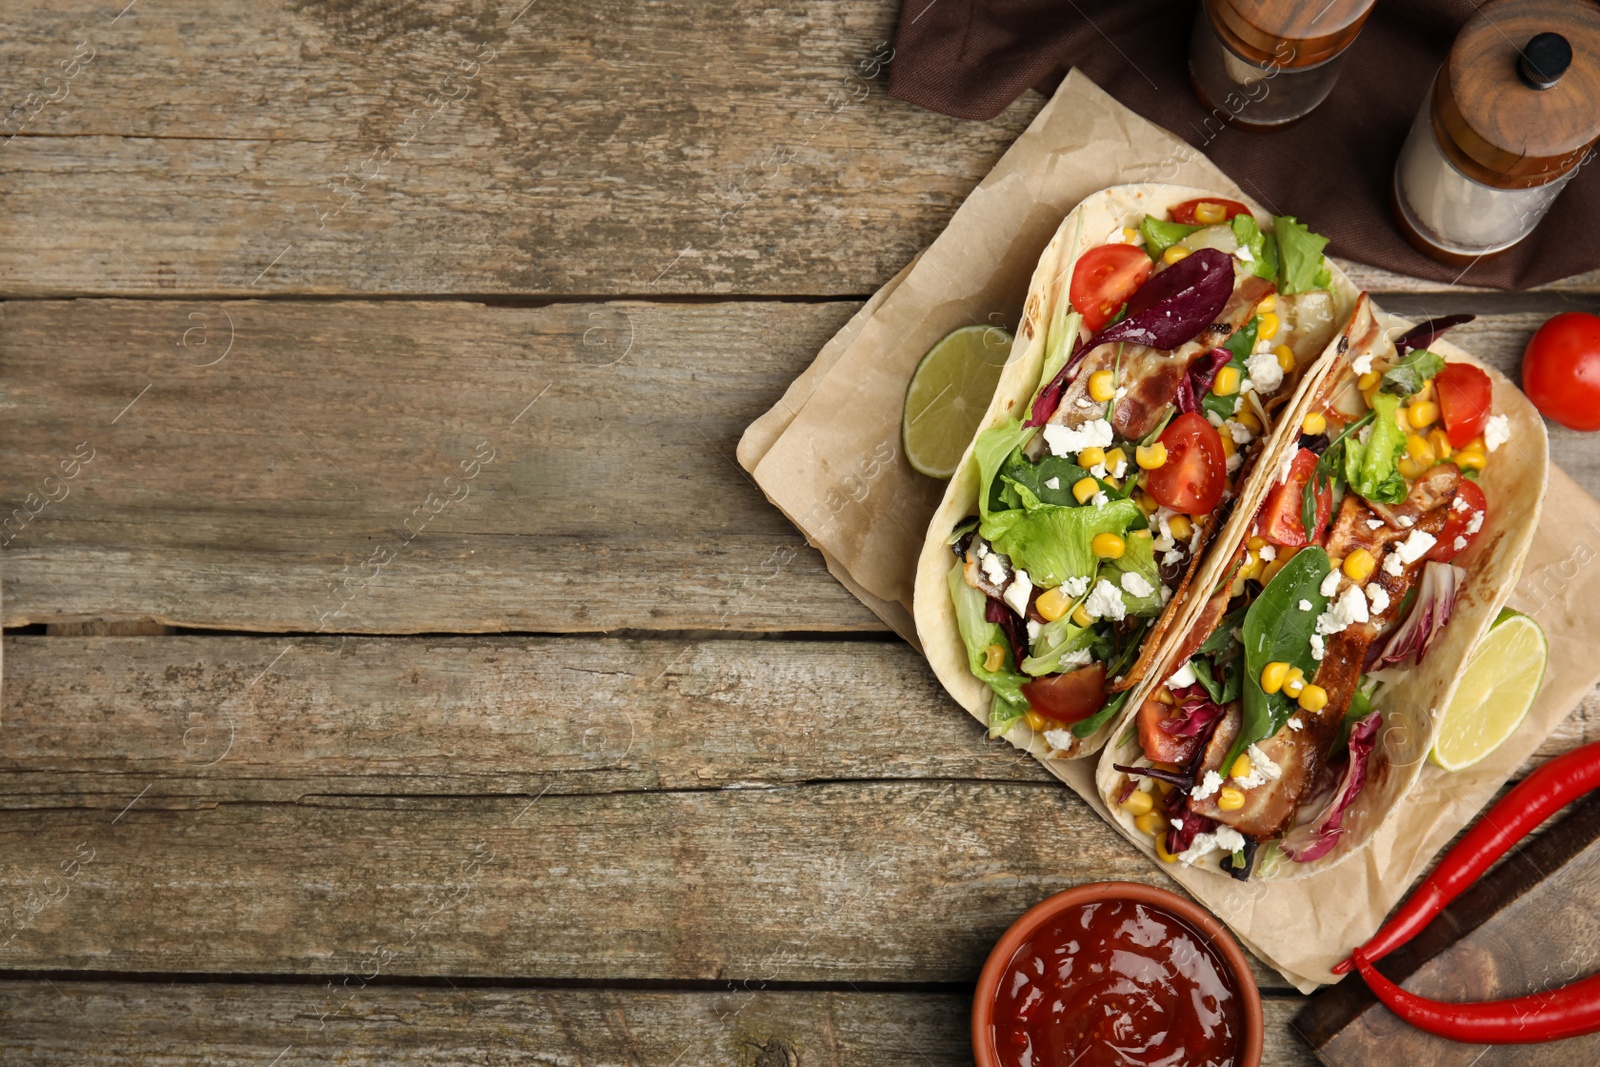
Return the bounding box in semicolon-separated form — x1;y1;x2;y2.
1096;294;1547;879
913;184;1356;761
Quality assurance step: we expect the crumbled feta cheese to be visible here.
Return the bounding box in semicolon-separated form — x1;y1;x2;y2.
1114;386;1128;401
1091;491;1110;507
1075;397;1093;409
1057;648;1093;671
1399;515;1415;527
1084;579;1127;621
1367;518;1386;530
1226;453;1243;473
1240;378;1255;395
1236;245;1255;263
1298;598;1313;612
1170;817;1184;830
1453;495;1471;512
1105;226;1127;244
1090;462;1109;478
1026;620;1042;643
1484;413;1510;452
1383;551;1405;577
1213;825;1246;853
1225;420;1254;445
1288;716;1304;730
1465;510;1484;535
1206;410;1226;428
981;553;1007;586
1311;634;1325;661
1259;545;1276;562
1153;535;1175;552
1109;455;1128;479
1192;770;1224;801
1162;548;1186;566
1367;583;1391;615
1042;418;1113;457
1121;571;1155;599
1190;523;1205;549
1061;576;1090;598
1277;449;1297;484
1320;569;1343;597
1044;476;1060;491
1394;529;1438;565
1002;569;1033;616
1160;585;1173;605
1352;353;1373;376
1317;583;1371;635
975;541;989;559
1043;728;1076;750
1178;833;1220;866
1167;660;1197;688
1246;350;1285;394
1454;535;1468;551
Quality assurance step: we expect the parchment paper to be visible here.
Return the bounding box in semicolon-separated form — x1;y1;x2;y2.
737;69;1600;992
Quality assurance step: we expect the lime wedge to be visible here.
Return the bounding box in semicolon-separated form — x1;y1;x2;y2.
1430;608;1547;772
902;325;1014;479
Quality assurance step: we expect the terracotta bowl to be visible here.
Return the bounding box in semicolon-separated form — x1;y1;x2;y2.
971;881;1263;1067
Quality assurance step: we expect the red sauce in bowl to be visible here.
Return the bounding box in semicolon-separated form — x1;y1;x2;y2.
990;899;1245;1067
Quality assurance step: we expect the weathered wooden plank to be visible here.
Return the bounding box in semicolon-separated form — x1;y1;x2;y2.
4;301;1589;633
0;299;883;633
3;635;1591;804
0;981;1324;1067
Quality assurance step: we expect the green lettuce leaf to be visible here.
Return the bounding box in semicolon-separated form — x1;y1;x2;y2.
1381;349;1445;397
1140;215;1202;258
1342;393;1408;505
1273;215;1331;296
1020;614;1096;676
974;421;1034;522
1230;215;1278;280
1097;530;1164;617
1227;547;1333;769
984;498;1142;589
947;564;1031;734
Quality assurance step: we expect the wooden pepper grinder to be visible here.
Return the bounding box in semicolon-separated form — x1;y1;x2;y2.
1393;0;1600;264
1189;0;1377;128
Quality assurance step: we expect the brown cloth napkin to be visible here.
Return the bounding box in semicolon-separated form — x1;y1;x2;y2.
887;0;1599;290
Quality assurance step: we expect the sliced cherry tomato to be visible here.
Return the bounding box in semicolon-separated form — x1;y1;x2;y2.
1258;447;1332;547
1070;244;1154;332
1136;696;1202;765
1435;363;1494;449
1143;412;1226;515
1522;311;1600;431
1168;198;1253;225
1426;475;1488;562
1021;662;1108;724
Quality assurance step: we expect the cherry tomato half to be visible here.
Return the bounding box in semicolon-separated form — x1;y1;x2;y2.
1137;696;1202;765
1143;412;1227;515
1435;362;1494;449
1022;662;1108;725
1257;447;1331;547
1070;244;1154;332
1426;475;1488;562
1522;312;1600;431
1168;198;1253;225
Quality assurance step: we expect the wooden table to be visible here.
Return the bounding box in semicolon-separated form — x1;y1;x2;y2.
2;2;1597;1062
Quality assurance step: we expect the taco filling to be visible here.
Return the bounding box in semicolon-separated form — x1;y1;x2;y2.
947;201;1342;757
1109;303;1500;878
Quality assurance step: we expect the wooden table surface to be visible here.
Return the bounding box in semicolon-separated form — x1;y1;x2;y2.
3;2;1598;1063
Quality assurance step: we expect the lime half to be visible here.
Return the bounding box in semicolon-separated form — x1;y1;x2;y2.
1430;608;1547;772
902;325;1013;479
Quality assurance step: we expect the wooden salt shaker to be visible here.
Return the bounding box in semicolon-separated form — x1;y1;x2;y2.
1393;0;1600;264
1189;0;1376;128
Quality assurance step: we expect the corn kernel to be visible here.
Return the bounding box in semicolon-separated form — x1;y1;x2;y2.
1428;428;1453;461
1343;547;1376;582
1121;227;1140;243
1257;312;1280;341
1073;476;1100;504
1240;552;1263;582
1408;400;1440;429
1154;831;1179;862
1213;365;1241;396
1258;293;1277;313
1415;380;1435;402
1248;535;1267;552
1157;780;1176;796
1035;586;1070;623
983;643;1005;672
1077;446;1106;470
1071;605;1094;627
1217;787;1247;812
1134;489;1159;515
1230;573;1248;597
1155;687;1175;705
1167;514;1194;541
1024;709;1048;732
1089;370;1117;402
1230;754;1252;780
1236;410;1263;434
1104;447;1128;473
1136;442;1168;470
1275;344;1296;372
1283;666;1306;698
1130;528;1153;542
1405;434;1434;465
1465;436;1486;452
1302;411;1327;435
1397;455;1428;480
1455;448;1487;472
1193;201;1227;225
1121;790;1155;816
1298;684;1329;712
1260;661;1290;694
1092;532;1126;560
1357;370;1380;391
1162;245;1191;265
1135;811;1167;837
1219;431;1237;458
1260;557;1287;585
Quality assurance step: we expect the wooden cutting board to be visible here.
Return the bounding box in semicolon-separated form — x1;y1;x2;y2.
1294;791;1600;1064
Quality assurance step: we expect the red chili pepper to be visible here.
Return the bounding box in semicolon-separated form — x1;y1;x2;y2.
1335;738;1600;975
1353;951;1600;1044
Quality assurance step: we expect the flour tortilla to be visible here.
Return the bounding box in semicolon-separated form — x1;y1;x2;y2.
912;184;1358;761
1094;292;1549;879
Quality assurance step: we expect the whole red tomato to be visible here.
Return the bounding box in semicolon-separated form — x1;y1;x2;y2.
1522;312;1600;431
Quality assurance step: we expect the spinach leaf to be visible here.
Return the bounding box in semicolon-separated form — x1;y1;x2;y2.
1224;317;1260;362
998;447;1089;509
1343;393;1408;505
1198;607;1247;659
1191;650;1243;705
1228;547;1333;769
1201;389;1241;423
1381;348;1445;397
1273;215;1332;296
1071;688;1131;739
1140;215;1202;257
